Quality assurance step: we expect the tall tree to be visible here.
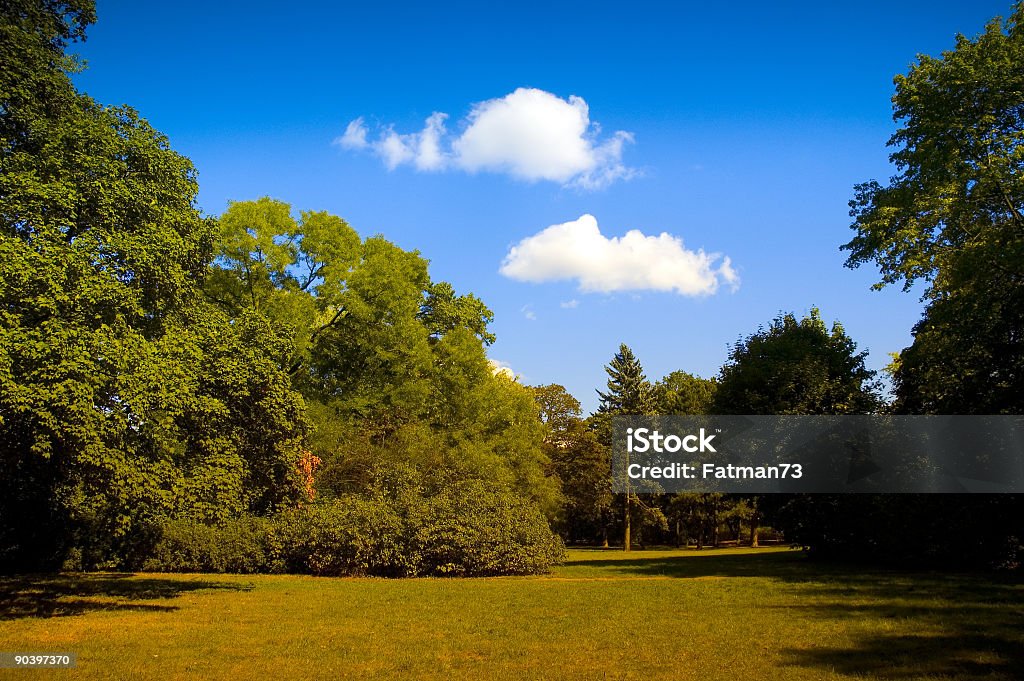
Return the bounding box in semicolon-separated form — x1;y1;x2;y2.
834;4;1024;567
711;309;881;556
597;344;656;416
596;344;655;551
0;1;310;569
842;3;1024;413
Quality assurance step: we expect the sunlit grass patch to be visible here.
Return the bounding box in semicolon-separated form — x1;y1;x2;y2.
0;548;1020;680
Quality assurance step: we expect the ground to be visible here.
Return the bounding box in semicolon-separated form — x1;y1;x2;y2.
0;547;1021;680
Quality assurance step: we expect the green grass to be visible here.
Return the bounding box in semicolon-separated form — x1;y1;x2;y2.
1;547;1021;680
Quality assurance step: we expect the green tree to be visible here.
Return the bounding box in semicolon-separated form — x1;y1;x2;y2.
712;309;881;415
207;197;361;374
207;200;558;524
0;2;310;570
833;4;1024;568
595;344;656;551
597;344;656;416
842;4;1024;413
843;4;1024;293
654;371;716;415
890;274;1024;414
532;385;612;544
710;309;881;557
419;281;496;346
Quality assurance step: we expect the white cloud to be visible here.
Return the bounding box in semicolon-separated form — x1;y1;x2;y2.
500;214;740;297
336;88;635;189
488;359;517;380
377;128;415;169
415;112;448;170
560;299;579;309
521;304;537;321
336;118;369;149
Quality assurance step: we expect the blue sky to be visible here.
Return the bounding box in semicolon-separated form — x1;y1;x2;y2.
75;0;1013;411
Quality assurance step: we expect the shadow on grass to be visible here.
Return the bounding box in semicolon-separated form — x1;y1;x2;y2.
566;550;1024;680
0;573;252;621
772;581;1024;681
566;549;823;580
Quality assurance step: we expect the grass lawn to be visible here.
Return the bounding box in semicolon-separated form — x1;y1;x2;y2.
0;547;1021;680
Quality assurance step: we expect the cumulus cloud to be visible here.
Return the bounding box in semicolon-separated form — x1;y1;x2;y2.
488;359;517;380
560;299;580;309
500;214;740;297
335;88;635;189
521;304;537;321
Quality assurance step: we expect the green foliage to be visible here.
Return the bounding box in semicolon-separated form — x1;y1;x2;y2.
654;371;716;415
414;480;566;577
209;200;556;524
141;516;285;574
803;4;1024;570
892;273;1024;414
144;484;565;578
712;309;881;415
419;281;496;346
276;497;415;577
531;383;583;444
531;384;613;544
0;2;310;571
207;197;361;371
842;4;1024;293
843;4;1024;414
596;344;655;417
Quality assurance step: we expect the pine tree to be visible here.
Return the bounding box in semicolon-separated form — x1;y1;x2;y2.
595;344;654;551
596;344;655;415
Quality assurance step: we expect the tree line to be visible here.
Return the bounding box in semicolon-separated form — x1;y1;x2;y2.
2;0;1022;573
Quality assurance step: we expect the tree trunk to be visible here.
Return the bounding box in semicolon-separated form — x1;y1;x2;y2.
623;491;631;552
602;524;609;548
750;512;760;548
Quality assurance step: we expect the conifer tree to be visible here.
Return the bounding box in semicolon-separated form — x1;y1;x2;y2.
596;344;655;416
596;344;654;551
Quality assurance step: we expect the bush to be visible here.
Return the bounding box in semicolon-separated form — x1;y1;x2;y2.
141;483;564;577
277;496;416;577
415;480;566;577
142;516;284;574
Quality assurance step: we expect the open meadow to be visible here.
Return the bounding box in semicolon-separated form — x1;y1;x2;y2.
1;547;1021;680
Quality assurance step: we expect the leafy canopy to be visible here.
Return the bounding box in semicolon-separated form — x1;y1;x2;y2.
842;3;1024;293
712;309;881;415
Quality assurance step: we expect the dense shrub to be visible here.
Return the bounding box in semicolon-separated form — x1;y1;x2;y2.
142;516;284;574
415;481;566;576
276;496;416;577
141;485;565;577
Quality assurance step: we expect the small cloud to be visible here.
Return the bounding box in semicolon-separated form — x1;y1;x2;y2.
500;214;739;297
521;304;537;321
488;359;517;380
377;128;415;169
560;299;579;309
336;88;635;189
335;118;369;149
